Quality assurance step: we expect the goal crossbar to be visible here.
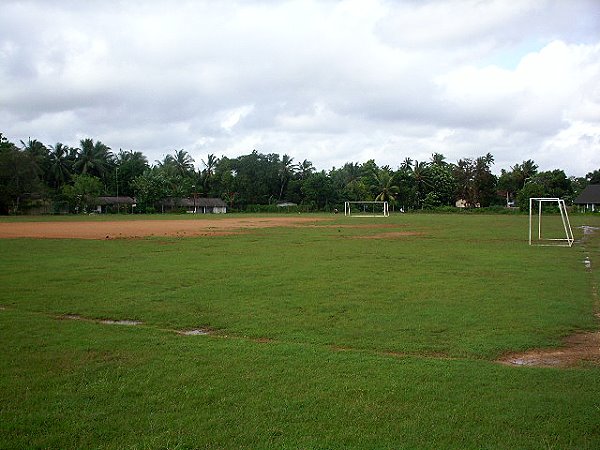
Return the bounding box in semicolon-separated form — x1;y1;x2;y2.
344;201;389;217
528;198;574;247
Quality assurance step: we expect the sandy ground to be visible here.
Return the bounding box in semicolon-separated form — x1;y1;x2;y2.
0;216;327;239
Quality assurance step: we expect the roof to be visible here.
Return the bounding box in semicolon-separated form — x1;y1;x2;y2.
160;197;227;208
573;185;600;204
97;196;135;205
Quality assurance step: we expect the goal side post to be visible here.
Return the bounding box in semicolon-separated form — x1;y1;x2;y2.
528;197;574;247
344;201;389;217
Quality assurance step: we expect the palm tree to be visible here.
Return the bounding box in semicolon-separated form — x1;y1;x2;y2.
74;138;114;179
278;154;295;199
400;157;413;171
296;159;315;180
412;160;431;208
48;142;72;189
172;149;194;177
20;138;48;178
430;153;447;166
201;153;219;192
372;169;399;202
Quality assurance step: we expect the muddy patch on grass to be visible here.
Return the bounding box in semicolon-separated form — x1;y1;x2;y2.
100;319;143;326
59;314;89;321
58;315;142;326
252;337;275;343
177;328;211;336
499;332;600;368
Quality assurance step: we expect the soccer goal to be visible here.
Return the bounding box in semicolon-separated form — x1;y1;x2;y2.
528;198;574;247
344;201;389;217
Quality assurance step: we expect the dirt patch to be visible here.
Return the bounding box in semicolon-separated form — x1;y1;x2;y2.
498;332;600;368
100;319;142;326
58;314;142;326
0;217;328;240
177;329;211;336
252;337;275;343
350;231;424;239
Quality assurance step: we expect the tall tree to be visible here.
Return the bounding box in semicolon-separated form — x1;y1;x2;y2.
372;169;399;203
278;154;295;200
400;157;413;171
453;153;496;207
412;160;431;208
586;169;600;184
511;159;538;189
430;153;447;166
48;143;72;189
201;153;219;193
1;136;43;213
296;159;315;180
115;149;149;197
172;149;195;177
20;138;49;180
74;138;114;182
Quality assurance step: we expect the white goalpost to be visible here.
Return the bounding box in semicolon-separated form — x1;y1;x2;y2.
344;201;389;217
528;198;574;247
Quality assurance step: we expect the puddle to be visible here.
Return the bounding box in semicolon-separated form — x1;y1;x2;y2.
100;319;142;326
178;329;210;335
499;332;600;368
579;226;600;235
63;314;84;320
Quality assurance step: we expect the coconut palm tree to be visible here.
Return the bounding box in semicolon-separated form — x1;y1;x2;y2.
201;153;219;192
48;142;72;189
412;160;431;208
172;149;194;177
372;169;399;202
74;138;114;179
430;152;447;166
278;154;295;199
400;157;413;171
20;138;48;179
296;159;315;180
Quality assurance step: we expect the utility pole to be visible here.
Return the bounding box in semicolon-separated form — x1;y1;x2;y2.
115;167;119;214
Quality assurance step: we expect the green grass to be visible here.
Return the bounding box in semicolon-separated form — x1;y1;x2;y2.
1;213;600;448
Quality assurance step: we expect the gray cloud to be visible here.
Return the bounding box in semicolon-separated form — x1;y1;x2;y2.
1;0;599;175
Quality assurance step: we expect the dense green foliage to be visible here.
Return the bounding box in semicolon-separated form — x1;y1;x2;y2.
1;132;598;214
1;214;599;447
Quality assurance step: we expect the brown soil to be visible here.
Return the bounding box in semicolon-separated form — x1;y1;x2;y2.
498;332;600;368
0;217;327;240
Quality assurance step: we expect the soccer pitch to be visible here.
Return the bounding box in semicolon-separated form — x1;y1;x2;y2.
1;213;599;448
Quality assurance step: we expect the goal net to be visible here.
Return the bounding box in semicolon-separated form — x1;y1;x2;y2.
528;198;574;247
344;201;389;217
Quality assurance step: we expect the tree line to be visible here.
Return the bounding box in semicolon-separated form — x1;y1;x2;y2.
1;132;598;214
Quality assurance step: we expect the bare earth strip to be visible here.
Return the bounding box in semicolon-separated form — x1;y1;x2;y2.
498;332;600;368
0;217;328;240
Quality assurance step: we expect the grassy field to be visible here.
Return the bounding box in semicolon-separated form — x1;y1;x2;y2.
1;213;600;448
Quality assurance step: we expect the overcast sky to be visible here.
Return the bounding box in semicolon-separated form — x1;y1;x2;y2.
1;0;599;175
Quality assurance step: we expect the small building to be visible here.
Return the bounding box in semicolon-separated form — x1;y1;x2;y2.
160;197;227;214
95;196;136;213
455;199;480;208
573;185;600;212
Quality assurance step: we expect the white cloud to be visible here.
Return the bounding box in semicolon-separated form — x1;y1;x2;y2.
0;0;599;175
